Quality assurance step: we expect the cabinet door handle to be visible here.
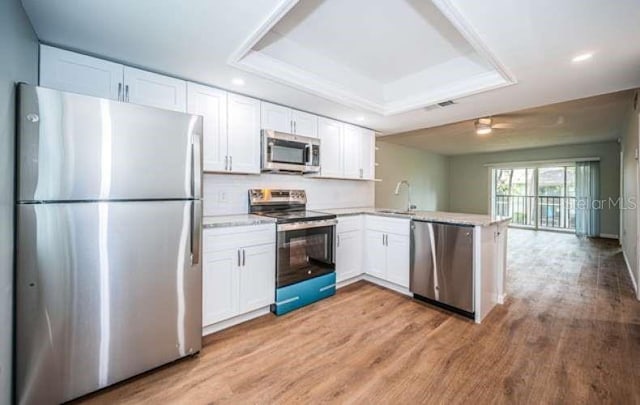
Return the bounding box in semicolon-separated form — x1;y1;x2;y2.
237;249;241;267
337;234;340;247
124;84;130;102
229;156;232;171
294;121;297;134
117;83;122;101
359;168;363;179
382;234;385;246
242;249;246;266
224;156;228;171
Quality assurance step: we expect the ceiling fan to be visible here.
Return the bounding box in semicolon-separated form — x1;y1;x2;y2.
474;115;565;135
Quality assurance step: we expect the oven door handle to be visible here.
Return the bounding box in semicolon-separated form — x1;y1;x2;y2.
277;219;337;232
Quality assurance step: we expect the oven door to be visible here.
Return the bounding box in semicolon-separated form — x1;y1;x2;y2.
276;220;336;287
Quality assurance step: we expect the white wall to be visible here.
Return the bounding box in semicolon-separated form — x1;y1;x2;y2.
203;174;374;215
0;0;38;402
621;90;639;298
374;140;449;210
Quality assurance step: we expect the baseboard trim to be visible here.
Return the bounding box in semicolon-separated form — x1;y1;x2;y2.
202;306;272;337
600;233;619;239
337;273;412;296
622;250;639;300
362;274;412;297
336;275;364;289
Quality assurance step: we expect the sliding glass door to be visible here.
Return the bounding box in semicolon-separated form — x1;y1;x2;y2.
492;165;576;231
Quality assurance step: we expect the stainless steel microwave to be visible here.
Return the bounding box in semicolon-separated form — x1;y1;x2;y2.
262;130;320;173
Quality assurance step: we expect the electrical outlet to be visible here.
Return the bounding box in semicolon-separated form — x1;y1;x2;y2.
218;191;228;202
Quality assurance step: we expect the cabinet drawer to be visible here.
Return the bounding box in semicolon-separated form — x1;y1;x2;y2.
337;215;362;233
365;215;410;236
204;224;275;252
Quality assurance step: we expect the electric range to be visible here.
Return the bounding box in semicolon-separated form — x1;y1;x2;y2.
248;189;337;315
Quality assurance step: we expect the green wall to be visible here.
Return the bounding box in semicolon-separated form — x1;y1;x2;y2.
0;0;38;401
375;140;449;211
448;141;621;236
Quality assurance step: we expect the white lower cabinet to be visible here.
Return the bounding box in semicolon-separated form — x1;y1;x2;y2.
336;216;363;282
334;215;410;289
203;248;239;326
364;229;386;279
384;233;410;288
239;244;276;312
202;224;275;331
364;216;410;288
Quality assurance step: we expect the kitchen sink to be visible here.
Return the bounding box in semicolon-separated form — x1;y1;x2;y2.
376;209;414;215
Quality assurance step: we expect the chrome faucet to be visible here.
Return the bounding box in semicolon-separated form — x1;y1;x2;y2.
394;180;416;211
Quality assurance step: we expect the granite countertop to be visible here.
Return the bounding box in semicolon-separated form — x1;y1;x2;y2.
319;207;511;227
203;214;276;229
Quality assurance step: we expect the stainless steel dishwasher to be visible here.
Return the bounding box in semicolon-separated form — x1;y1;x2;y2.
410;220;474;318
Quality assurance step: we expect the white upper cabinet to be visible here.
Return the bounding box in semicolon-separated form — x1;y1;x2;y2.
260;102;318;138
261;102;291;133
318;117;344;178
123;67;186;112
187;83;228;172
40;46;187;112
360;129;376;180
40;45;123;100
317;118;374;180
228;94;261;174
291;110;318;138
342;124;362;179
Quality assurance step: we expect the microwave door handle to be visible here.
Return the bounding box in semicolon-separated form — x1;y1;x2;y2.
269;141;275;163
305;144;312;165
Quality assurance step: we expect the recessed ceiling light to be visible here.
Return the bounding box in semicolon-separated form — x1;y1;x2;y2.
231;78;245;86
356;116;365;122
571;52;593;63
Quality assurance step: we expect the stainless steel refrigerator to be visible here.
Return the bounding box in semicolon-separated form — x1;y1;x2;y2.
15;84;203;404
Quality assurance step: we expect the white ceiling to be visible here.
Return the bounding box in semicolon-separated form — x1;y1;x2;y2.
263;0;476;82
381;90;635;155
235;0;513;115
20;0;640;135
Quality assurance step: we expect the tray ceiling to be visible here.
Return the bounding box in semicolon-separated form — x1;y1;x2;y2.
230;0;516;115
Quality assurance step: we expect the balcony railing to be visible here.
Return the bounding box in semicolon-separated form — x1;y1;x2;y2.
495;195;576;230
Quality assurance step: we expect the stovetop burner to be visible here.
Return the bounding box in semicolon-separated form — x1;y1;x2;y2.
254;210;336;224
248;189;336;224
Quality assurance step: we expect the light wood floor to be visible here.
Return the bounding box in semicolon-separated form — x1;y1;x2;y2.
77;229;640;404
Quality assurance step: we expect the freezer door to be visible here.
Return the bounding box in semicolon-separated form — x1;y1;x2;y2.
433;223;474;313
15;200;202;404
17;84;203;202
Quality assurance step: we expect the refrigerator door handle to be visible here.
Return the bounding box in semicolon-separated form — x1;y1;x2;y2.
192;133;202;199
191;200;202;266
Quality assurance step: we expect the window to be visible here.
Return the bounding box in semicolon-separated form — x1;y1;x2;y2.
492;165;576;230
